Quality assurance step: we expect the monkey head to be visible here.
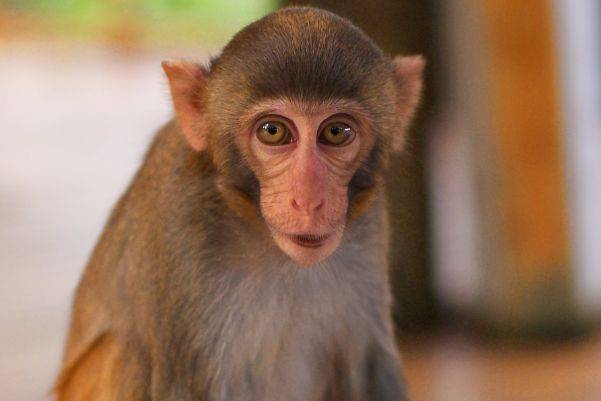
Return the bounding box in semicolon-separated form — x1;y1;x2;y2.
162;7;424;266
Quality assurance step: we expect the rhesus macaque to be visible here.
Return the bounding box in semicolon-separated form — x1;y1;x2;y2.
54;6;423;401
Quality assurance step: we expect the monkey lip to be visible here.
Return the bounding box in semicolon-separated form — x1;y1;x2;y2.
285;233;331;248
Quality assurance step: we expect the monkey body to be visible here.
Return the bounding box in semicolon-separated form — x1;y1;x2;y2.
58;127;404;400
56;7;423;401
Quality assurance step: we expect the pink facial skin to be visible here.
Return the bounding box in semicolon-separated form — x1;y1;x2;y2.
238;99;375;266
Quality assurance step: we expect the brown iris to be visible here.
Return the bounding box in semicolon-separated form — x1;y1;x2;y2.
256;121;293;145
318;122;355;146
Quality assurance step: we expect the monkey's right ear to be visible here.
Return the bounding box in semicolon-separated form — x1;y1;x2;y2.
162;60;209;152
391;55;425;152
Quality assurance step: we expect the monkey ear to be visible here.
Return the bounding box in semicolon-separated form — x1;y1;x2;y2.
162;60;209;152
391;55;425;152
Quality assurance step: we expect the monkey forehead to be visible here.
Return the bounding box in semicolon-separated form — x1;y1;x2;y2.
240;98;372;123
210;6;394;103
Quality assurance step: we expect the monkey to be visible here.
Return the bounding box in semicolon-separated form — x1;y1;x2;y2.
53;6;424;401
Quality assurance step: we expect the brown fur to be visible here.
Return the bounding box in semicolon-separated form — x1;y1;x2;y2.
55;334;120;401
55;6;423;401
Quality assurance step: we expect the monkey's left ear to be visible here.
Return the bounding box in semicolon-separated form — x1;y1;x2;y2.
162;60;209;152
391;55;425;151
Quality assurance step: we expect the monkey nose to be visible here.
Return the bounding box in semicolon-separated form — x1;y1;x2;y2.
291;197;324;215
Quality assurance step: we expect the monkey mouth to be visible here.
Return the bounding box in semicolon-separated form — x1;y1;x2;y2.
286;233;331;248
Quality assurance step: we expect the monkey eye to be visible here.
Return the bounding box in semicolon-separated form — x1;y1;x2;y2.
318;122;355;147
256;121;293;145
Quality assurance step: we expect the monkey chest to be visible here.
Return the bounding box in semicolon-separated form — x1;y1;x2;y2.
191;277;372;400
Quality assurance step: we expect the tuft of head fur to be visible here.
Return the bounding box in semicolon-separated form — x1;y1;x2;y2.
212;7;391;101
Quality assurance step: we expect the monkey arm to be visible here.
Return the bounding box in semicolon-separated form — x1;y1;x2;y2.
54;160;154;401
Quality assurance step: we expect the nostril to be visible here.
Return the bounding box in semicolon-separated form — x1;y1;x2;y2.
291;198;301;211
292;198;324;213
314;200;324;212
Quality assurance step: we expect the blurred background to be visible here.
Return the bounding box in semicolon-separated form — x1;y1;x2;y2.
1;1;599;400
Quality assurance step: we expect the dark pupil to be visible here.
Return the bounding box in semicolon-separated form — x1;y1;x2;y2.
330;126;342;136
266;124;278;135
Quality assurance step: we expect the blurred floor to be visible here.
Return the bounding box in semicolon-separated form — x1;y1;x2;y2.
401;332;601;401
1;43;600;401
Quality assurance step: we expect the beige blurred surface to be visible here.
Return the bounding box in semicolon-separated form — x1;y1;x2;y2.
401;333;601;401
0;42;172;401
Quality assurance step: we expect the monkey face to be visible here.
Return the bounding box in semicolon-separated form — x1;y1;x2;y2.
239;98;375;266
162;7;425;267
